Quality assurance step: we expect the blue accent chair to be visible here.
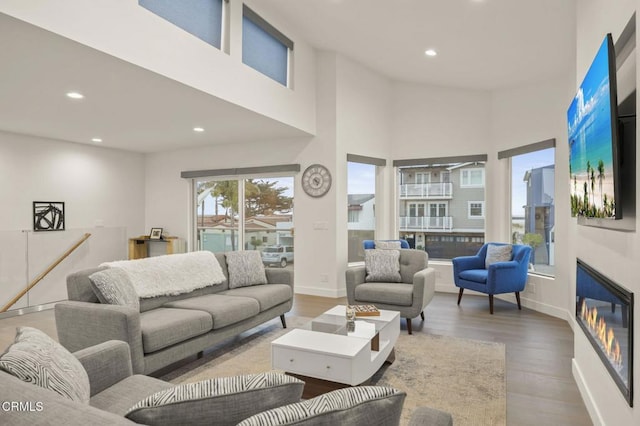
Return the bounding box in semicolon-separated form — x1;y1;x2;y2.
452;243;531;314
362;240;410;249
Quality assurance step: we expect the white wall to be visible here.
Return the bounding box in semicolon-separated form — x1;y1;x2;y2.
0;0;316;136
0;131;145;310
572;1;639;425
0;131;145;233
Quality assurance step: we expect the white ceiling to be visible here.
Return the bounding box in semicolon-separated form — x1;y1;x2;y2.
0;1;576;153
263;0;576;89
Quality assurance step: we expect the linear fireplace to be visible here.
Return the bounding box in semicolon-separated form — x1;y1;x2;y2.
576;259;634;406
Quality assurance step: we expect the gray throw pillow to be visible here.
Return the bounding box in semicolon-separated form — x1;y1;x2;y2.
365;249;402;283
225;251;268;289
238;386;406;426
0;327;90;404
125;372;304;426
485;244;513;268
374;240;402;250
89;268;140;311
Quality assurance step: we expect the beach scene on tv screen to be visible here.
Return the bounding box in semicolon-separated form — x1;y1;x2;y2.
567;38;616;219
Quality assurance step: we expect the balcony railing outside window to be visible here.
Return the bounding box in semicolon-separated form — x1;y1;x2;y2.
399;183;453;199
399;216;453;231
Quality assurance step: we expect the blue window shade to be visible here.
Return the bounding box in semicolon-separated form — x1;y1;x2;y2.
139;0;222;49
242;15;288;86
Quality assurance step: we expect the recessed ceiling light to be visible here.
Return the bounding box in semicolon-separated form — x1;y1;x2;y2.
193;127;205;132
425;49;437;57
91;138;102;143
66;91;84;99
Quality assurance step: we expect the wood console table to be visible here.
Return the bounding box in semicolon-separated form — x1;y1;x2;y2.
128;236;180;260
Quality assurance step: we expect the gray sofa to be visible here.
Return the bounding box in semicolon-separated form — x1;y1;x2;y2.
0;339;453;426
346;249;436;334
55;252;293;375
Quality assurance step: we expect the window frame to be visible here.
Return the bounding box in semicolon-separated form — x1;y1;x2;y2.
468;201;485;219
460;168;485;188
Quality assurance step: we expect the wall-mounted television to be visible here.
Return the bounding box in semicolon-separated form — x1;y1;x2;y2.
567;33;621;219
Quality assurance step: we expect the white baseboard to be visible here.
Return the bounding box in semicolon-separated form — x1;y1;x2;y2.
519;296;570;321
294;285;346;298
572;359;603;426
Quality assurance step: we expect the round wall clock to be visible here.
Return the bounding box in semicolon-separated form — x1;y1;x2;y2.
301;164;332;198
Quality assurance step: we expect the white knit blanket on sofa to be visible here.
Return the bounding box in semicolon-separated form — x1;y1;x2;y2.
101;251;226;298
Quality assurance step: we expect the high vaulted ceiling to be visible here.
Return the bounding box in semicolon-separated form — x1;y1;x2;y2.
263;0;575;89
0;1;576;153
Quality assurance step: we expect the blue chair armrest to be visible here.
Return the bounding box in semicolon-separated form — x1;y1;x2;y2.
488;261;527;293
452;255;484;272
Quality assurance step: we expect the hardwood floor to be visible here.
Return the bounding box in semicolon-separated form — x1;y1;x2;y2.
0;292;592;425
292;293;592;426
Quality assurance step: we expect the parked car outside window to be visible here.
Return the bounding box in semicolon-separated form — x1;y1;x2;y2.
261;245;294;268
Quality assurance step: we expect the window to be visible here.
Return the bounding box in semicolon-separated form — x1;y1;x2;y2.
347;161;376;263
191;168;296;263
242;5;293;86
500;140;556;276
509;146;555;276
395;155;486;259
139;0;224;49
460;168;484;187
468;201;484;219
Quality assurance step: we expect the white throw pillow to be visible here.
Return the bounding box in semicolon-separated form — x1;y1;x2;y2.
225;251;268;289
485;244;513;268
0;327;90;404
365;249;402;283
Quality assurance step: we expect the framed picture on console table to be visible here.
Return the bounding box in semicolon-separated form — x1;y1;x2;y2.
149;227;163;240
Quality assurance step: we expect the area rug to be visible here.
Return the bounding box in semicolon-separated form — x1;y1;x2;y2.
161;317;506;426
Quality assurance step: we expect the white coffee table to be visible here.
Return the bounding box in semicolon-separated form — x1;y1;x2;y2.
271;305;400;394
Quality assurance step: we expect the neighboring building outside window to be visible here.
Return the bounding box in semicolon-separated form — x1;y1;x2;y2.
397;161;485;260
511;147;555;276
347;161;376;263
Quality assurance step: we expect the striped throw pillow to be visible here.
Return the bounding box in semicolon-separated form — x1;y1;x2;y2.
0;327;90;404
125;372;304;425
225;251;268;288
238;386;406;426
365;249;402;282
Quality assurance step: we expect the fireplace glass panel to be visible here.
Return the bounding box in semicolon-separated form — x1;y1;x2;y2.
576;258;633;406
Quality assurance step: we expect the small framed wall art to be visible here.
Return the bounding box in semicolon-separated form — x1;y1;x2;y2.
33;201;65;232
149;227;163;240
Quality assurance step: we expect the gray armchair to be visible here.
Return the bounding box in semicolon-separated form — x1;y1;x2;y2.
346;249;436;334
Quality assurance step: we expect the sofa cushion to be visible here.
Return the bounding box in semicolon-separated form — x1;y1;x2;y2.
485;244;512;268
221;284;292;311
0;327;90;404
0;370;137;425
125;372;304;426
238;386;405;426
163;294;260;330
365;249;402;283
91;374;173;416
89;268;140;311
225;251;268;288
459;269;488;284
355;283;414;306
139;308;213;353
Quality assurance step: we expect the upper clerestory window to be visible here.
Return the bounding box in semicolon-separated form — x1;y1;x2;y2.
242;5;293;87
139;0;224;49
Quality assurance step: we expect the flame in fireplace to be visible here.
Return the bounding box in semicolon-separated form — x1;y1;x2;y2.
580;301;623;368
